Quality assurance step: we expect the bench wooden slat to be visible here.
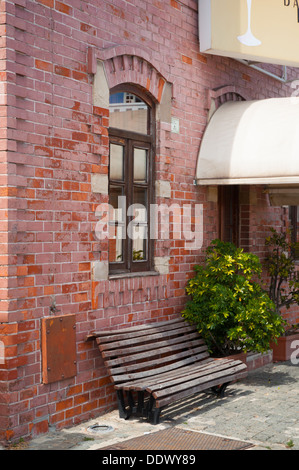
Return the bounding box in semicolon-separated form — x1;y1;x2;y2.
156;368;248;408
111;351;210;384
151;361;247;398
96;324;197;351
145;359;243;393
115;358;216;390
107;344;208;375
104;338;207;368
94;318;189;344
88;318;185;340
103;334;204;365
117;358;236;391
100;331;201;359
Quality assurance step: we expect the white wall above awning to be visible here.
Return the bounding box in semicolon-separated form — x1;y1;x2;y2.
196;97;299;186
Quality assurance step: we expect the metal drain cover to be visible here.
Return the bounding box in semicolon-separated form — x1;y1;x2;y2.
100;427;253;450
87;424;114;434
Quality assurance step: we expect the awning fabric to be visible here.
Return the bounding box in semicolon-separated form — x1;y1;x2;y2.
196;97;299;186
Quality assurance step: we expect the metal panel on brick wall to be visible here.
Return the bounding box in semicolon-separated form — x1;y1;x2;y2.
41;314;77;384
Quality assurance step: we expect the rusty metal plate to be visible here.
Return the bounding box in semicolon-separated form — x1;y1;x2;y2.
100;427;253;451
41;314;77;384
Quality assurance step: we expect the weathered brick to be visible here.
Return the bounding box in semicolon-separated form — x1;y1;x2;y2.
54;65;71;77
55;1;72;15
36;0;54;7
35;59;53;72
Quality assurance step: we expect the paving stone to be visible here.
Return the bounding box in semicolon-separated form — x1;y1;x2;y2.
2;361;298;451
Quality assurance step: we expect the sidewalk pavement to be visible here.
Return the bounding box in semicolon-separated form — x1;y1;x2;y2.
1;361;298;451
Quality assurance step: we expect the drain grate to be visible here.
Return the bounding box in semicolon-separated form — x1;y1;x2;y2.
87;424;114;434
100;427;253;451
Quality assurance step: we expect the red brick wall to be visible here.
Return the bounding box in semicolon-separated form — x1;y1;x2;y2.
0;0;11;442
0;0;298;443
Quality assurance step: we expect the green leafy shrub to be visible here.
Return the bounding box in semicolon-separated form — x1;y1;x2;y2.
182;240;285;356
265;228;299;333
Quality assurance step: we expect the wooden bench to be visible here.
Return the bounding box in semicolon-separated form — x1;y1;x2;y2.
88;317;248;424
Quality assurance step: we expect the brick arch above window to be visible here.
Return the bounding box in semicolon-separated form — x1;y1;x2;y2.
88;45;173;108
206;85;250;121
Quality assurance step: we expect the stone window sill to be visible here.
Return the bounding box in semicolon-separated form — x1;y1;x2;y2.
109;271;160;280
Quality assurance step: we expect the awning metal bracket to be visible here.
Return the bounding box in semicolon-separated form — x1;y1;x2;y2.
236;60;290;83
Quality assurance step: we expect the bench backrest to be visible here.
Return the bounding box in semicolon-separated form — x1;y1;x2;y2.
92;318;210;386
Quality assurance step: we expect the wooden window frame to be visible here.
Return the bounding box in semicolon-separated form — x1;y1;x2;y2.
108;86;155;275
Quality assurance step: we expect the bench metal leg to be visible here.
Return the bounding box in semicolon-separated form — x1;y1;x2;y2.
128;390;147;417
150;407;161;425
137;391;145;414
117;389;161;423
211;382;231;398
116;390;131;420
117;389;152;421
146;395;162;425
127;391;135;414
145;395;155;417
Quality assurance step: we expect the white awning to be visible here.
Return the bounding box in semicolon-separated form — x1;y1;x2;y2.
196;97;299;186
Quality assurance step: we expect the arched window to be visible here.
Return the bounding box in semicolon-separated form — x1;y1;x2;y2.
108;86;155;274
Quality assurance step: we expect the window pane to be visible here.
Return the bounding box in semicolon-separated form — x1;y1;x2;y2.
109;186;125;263
131;188;147;261
110;143;124;181
133;187;147;211
109;92;149;134
134;148;147;183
